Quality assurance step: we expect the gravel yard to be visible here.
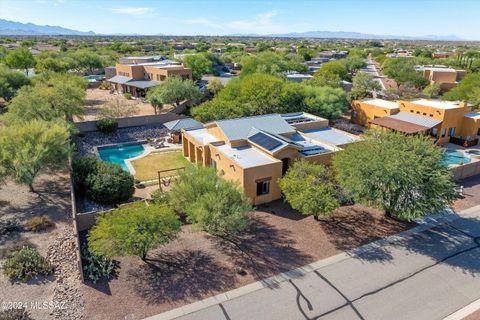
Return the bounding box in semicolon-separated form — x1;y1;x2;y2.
82;201;413;320
0;170;84;320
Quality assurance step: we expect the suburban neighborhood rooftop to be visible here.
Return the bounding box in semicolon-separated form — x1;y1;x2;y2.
302;127;361;146
409;99;462;110
213;143;278;168
362;99;399;109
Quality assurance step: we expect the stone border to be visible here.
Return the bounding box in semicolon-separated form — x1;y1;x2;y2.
144;206;478;320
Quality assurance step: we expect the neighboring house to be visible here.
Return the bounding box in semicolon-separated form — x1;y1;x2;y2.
108;56;193;97
432;51;455;59
352;98;480;146
182;113;360;205
32;43;61;52
285;73;313;82
421;66;466;92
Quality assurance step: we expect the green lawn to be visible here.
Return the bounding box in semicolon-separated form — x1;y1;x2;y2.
131;150;189;181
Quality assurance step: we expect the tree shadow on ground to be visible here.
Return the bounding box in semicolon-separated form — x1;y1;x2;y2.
0;172;70;224
211;218;313;285
127;249;236;304
257;200;307;221
319;205;412;253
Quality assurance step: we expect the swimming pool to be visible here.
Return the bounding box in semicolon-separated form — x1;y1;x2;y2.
443;150;471;166
98;143;146;171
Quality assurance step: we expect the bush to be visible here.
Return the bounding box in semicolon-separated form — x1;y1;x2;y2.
72;157;134;205
0;308;33;320
123;92;132;100
86;162;134;204
150;189;168;204
25;216;55;232
72;156;98;192
81;245;115;283
3;247;54;281
99;80;110;90
96;118;118;133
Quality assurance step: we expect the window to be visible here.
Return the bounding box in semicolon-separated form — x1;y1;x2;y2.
431;127;438;137
410;110;414;113
429;114;433;117
477;128;480;136
210;159;217;169
448;127;456;137
352;111;357;119
423;113;427;116
256;180;270;196
441;128;446;138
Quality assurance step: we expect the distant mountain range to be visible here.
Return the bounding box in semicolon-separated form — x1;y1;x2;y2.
259;31;464;41
0;19;95;36
0;19;465;41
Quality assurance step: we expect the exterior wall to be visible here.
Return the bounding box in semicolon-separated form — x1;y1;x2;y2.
398;101;468;145
115;64;144;79
303;151;337;166
243;162;283;205
206;125;230;143
459;117;480;138
451;161;480;181
351;101;399;126
209;144;246;187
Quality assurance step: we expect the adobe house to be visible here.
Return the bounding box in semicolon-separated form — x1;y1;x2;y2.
181;113;360;205
352;99;480;147
108;56;193;97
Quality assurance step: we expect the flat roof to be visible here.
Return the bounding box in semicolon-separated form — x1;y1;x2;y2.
423;67;457;72
464;112;480;120
301;128;360;146
185;128;219;145
214;144;278;168
362;99;399;110
409;99;462;110
290;133;336;156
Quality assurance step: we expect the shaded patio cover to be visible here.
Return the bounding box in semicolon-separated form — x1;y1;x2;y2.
369;117;430;134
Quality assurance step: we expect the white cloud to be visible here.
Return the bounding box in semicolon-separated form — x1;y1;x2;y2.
226;10;287;34
110;7;154;15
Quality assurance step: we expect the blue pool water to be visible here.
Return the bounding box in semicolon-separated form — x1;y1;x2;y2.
443;150;471;166
98;143;145;171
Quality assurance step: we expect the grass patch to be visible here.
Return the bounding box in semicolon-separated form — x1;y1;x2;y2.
131;150;189;181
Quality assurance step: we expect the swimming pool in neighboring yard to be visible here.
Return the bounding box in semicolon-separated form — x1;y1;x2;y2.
443;150;471;166
98;143;146;171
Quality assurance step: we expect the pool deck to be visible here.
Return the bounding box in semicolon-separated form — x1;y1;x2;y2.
444;143;480;167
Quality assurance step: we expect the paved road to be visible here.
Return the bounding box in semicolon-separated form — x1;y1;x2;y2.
148;207;480;320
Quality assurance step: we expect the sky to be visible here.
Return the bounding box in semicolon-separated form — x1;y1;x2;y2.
1;0;479;40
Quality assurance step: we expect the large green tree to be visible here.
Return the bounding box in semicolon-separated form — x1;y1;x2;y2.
443;73;480;109
302;85;348;119
279;160;340;219
168;165;251;237
182;53;214;80
5;47;35;76
311;60;348;87
0;120;70;192
88;202;181;261
147;76;201;114
240;52;307;77
5;73;86;123
332;130;457;221
349;72;382;101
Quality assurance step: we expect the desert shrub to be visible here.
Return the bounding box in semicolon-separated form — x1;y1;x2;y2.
0;308;33;320
81;245;115;283
86;162;134;204
25;215;55;232
96;118;118;133
3;246;54;281
150;189;168;204
0;219;21;237
72;157;134;205
0;239;36;259
99;80;110;90
123;92;132;100
72;156;98;193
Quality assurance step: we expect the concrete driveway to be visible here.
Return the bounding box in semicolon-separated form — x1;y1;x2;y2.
147;206;480;320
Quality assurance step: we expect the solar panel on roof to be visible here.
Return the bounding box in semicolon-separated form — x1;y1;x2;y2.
249;132;282;151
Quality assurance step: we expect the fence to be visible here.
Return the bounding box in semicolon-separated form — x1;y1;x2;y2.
75;112;188;133
68;158;84;282
451;161;480;181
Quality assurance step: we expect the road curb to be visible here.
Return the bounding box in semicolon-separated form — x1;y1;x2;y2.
443;298;480;320
144;206;480;320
